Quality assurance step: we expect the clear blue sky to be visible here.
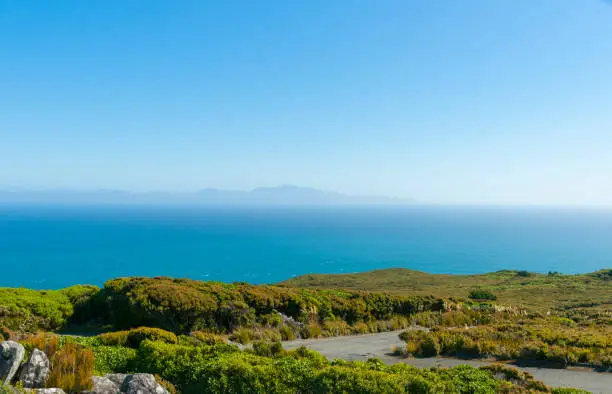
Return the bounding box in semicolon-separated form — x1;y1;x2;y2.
1;1;611;205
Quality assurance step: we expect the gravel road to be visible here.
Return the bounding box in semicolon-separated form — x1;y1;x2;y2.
283;331;612;394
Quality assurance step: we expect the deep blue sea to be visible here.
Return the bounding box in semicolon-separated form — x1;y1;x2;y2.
1;205;612;289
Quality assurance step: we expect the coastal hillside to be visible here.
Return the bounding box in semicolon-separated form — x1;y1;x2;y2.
0;274;609;393
281;269;612;315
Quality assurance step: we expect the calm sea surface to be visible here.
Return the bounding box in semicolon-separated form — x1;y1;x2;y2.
1;205;611;289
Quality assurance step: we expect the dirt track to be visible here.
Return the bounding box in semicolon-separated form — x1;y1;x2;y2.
283;331;612;394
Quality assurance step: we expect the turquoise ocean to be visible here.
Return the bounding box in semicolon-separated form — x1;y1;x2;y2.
1;205;611;289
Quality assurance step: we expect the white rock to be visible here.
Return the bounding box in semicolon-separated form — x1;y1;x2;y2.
0;341;25;385
20;349;50;388
124;374;169;394
91;376;121;394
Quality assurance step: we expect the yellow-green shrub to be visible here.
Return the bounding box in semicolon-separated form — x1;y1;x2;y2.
279;325;296;341
191;331;227;345
323;319;350;336
99;327;178;348
301;323;323;339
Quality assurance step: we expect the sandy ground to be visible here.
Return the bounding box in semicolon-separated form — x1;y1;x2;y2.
283;331;612;394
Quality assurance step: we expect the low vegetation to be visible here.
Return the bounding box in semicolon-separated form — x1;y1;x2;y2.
281;268;612;318
1;276;447;343
398;320;612;369
35;333;587;394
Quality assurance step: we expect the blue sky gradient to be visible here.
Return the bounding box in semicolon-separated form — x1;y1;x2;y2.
1;1;611;204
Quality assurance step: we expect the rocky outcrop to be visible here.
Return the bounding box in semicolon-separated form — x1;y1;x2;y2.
90;373;168;394
0;341;25;385
33;389;67;394
20;348;50;388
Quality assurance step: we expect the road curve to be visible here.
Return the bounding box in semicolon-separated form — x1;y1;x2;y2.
283;331;612;394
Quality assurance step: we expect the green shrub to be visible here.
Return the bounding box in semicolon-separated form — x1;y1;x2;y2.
301;323;323;339
258;313;282;327
229;327;254;344
190;331;227;345
0;285;99;331
418;334;440;357
352;322;369;334
279;325;296;341
91;345;138;374
469;289;497;301
99;327;178;348
98;330;130;347
517;270;533;277
323;319;350;336
126;327;178;347
309;365;410;393
252;341;285;357
399;330;440;357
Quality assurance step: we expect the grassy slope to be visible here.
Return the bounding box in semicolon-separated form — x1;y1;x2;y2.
280;269;612;314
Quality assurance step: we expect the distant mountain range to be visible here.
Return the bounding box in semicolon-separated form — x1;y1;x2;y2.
0;185;414;205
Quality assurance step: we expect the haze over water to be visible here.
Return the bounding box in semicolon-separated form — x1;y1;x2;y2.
1;205;611;289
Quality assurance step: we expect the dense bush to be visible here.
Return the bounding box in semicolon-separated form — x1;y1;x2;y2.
516;271;534;278
190;330;227;345
469;289;497;301
91;345;138;374
0;285;99;331
251;341;285;357
1;276;444;338
399;330;441;357
101;277;443;333
99;327;178;348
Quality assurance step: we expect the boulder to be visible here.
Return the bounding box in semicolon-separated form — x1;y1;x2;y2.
0;341;25;385
123;374;169;394
33;389;67;394
91;376;121;394
20;348;50;388
105;373;128;388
